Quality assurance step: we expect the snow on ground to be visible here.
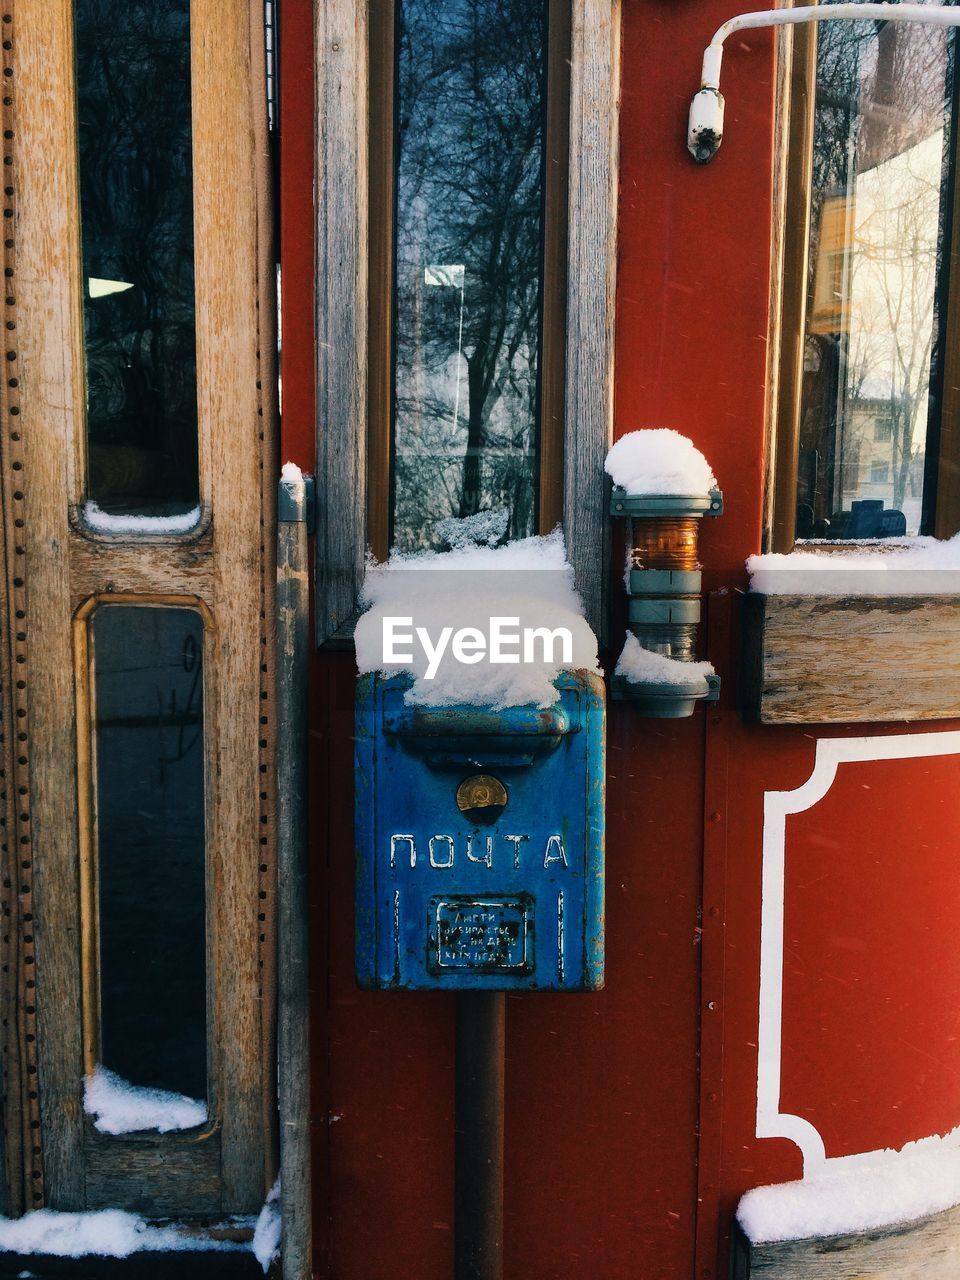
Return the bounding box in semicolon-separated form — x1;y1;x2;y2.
252;1179;281;1274
355;527;600;709
82;502;201;534
748;533;960;594
739;1127;960;1243
83;1066;207;1136
0;1209;249;1259
614;632;715;689
605;428;717;496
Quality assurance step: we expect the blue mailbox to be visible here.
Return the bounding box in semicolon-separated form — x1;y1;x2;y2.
355;671;605;990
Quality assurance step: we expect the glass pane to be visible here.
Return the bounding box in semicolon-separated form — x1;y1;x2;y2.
391;0;548;552
796;2;957;539
75;0;199;520
91;606;206;1103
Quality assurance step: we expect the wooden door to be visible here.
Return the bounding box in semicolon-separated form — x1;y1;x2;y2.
0;0;278;1217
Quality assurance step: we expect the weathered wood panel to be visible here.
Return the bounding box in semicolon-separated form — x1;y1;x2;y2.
84;1128;221;1218
314;0;368;643
14;0;275;1220
740;593;960;724
19;0;87;1210
732;1206;960;1279
0;0;36;1217
563;0;620;644
69;534;215;608
193;0;267;1213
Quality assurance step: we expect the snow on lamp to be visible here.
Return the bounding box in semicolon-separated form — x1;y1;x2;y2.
606;429;722;716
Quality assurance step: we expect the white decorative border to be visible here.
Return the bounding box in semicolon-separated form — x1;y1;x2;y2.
758;731;960;1176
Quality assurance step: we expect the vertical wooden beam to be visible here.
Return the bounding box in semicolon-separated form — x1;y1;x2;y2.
192;0;267;1210
18;0;86;1210
315;1;369;642
564;0;621;644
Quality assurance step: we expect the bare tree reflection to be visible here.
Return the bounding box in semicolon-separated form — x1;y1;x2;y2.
391;0;546;550
798;6;956;537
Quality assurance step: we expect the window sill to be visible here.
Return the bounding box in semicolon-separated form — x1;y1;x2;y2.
732;1201;960;1279
740;591;960;724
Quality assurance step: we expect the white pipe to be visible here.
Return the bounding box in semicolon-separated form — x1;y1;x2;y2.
689;3;960;163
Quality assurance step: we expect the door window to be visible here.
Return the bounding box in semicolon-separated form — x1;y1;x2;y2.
85;604;207;1105
75;0;199;523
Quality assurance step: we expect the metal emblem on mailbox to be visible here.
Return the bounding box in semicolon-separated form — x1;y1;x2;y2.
355;671;605;990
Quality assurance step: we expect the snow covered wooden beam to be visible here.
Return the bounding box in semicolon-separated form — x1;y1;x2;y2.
731;1201;960;1279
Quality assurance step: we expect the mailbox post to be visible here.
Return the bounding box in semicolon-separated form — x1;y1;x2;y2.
356;669;605;1276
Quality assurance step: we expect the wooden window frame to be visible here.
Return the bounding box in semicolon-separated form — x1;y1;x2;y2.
315;0;620;644
768;8;960;552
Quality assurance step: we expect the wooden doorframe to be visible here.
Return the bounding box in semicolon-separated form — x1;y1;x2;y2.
0;0;279;1215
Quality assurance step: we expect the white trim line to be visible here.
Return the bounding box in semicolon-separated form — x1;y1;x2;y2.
758;731;960;1174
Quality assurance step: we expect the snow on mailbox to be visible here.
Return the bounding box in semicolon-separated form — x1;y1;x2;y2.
353;527;605;991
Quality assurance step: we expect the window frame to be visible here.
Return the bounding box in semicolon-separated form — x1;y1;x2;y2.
74;594;215;1120
314;0;620;643
768;7;960;551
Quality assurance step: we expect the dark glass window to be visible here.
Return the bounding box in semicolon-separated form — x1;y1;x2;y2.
390;0;549;551
75;0;199;519
795;2;957;539
91;606;206;1101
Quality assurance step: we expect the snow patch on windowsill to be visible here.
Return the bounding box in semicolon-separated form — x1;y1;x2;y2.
83;1066;207;1136
614;632;715;689
0;1210;250;1259
747;533;960;595
738;1126;960;1244
605;428;717;496
82;501;201;535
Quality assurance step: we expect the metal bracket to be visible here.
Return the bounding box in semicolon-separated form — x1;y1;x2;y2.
609;488;723;518
278;472;317;532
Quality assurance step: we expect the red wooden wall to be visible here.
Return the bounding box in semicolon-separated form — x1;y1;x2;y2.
280;2;960;1276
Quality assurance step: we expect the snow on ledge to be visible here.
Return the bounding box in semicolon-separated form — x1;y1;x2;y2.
252;1179;281;1273
355;528;600;709
83;1066;207;1136
0;1209;249;1259
748;534;960;595
738;1127;960;1245
82;501;201;535
614;632;714;690
605;428;717;496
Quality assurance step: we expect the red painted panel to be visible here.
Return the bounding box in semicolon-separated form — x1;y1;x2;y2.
280;0;960;1277
780;750;960;1158
616;1;775;578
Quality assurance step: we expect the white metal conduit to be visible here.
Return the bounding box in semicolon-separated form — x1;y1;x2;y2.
689;3;960;162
